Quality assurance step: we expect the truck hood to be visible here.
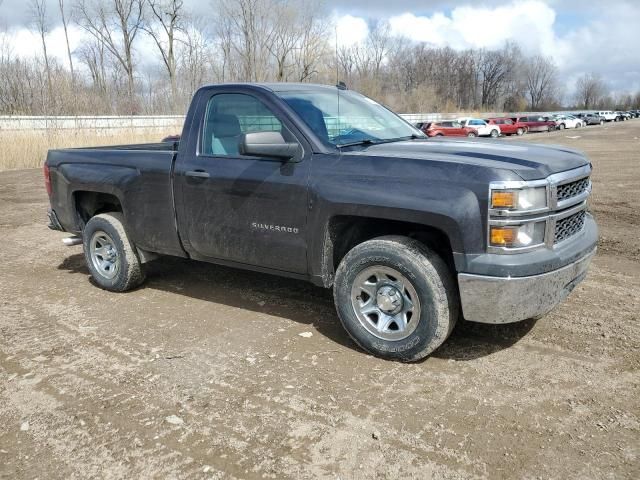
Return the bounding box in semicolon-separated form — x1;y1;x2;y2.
343;139;588;180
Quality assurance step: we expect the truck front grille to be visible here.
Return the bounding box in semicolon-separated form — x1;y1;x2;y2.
554;211;586;244
557;177;590;202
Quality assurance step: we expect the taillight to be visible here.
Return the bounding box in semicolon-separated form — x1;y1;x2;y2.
44;164;52;197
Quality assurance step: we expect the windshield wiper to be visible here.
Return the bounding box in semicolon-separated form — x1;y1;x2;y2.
337;134;424;148
336;139;375;148
381;134;424;143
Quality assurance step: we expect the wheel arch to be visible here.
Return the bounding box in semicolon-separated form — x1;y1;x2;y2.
73;190;124;230
316;215;458;288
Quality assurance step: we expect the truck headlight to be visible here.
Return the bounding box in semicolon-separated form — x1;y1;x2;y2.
490;222;546;248
490;186;547;211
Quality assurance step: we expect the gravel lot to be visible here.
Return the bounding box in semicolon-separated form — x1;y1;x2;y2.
1;120;639;479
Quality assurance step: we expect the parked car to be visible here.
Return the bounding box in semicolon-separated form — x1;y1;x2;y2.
44;82;597;362
486;117;527;136
421;121;478;138
594;111;618;122
615;111;631;121
458;118;500;137
583;113;605;125
552;114;584;129
512;115;556;132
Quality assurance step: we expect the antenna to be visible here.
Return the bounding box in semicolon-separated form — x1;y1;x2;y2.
335;24;339;85
335;24;341;137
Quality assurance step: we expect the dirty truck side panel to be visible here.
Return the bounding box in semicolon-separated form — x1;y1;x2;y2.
305;151;502;283
173;85;314;274
47;148;185;257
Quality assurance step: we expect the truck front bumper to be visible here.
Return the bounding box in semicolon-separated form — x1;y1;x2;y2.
458;248;595;324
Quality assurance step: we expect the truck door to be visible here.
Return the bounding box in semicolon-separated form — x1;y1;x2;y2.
174;91;311;274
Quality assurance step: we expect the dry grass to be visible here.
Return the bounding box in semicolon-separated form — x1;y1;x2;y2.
0;127;180;170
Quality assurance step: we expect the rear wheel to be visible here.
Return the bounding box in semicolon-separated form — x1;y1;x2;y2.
333;236;459;362
83;212;145;292
516;128;524;136
600;119;605;125
490;129;499;138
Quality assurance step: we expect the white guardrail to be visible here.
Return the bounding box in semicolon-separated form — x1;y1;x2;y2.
0;115;186;131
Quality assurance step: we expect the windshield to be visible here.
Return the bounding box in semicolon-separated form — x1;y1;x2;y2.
277;89;424;146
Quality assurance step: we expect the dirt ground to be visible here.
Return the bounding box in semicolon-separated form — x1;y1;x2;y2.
1;120;638;479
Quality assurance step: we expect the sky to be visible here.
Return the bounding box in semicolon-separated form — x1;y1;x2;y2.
1;0;639;97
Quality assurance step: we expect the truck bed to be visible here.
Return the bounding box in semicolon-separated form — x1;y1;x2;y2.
46;143;184;257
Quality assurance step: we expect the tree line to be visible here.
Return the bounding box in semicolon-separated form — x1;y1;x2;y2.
1;0;638;116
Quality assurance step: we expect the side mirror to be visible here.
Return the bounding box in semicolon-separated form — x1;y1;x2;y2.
240;131;299;161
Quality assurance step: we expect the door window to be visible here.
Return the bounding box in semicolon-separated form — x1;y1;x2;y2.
201;93;291;156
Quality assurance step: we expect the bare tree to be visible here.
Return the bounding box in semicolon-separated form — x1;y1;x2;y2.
294;6;328;82
366;20;391;77
76;0;144;111
77;38;108;96
216;0;276;81
524;55;557;110
57;0;75;84
143;0;184;111
476;43;519;108
30;0;52;106
575;73;607;109
179;24;212;101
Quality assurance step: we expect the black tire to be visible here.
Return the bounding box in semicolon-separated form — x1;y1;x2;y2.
516;128;524;136
467;132;477;138
82;212;145;292
333;236;459;362
490;129;499;138
559;123;565;130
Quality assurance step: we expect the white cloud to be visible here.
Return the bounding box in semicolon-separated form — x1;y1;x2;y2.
335;14;369;47
387;1;559;54
6;24;84;63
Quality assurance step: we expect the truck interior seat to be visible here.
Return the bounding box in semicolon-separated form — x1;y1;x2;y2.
210;114;242;155
285;98;329;143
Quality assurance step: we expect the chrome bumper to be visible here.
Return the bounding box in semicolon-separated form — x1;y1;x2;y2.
458;248;596;324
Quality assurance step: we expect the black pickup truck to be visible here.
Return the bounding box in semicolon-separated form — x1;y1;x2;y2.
45;83;597;361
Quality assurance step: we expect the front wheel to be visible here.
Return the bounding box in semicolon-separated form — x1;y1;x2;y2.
467;132;477;138
83;212;146;292
490;129;499;138
516;128;524;136
333;236;459;362
559;123;565;130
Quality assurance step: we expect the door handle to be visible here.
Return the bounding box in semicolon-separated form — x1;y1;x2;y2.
185;170;210;179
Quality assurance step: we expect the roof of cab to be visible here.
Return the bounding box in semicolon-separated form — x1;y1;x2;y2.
200;82;341;93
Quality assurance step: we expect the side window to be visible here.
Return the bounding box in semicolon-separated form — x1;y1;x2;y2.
201;93;289;156
504;119;513;125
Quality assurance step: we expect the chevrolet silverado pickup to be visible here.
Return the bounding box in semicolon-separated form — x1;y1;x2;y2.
45;83;598;361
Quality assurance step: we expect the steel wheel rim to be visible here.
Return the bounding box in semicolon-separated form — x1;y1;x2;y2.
351;266;421;341
89;231;120;280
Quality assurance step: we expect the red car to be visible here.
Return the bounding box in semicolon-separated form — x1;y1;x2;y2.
512;115;556;133
421;121;478;138
486;118;528;136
